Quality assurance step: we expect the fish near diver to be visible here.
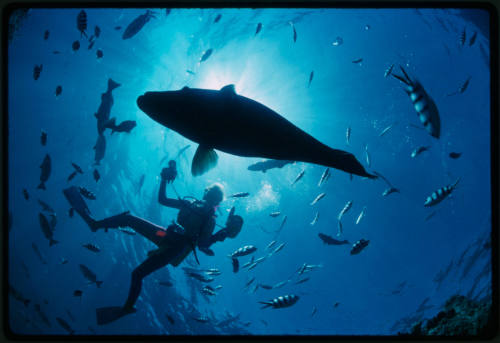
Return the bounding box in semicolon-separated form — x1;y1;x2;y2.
137;85;376;179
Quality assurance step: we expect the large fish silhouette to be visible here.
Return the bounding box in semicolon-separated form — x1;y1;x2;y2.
137;85;376;178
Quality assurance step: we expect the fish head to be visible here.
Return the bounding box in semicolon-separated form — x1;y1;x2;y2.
137;88;202;136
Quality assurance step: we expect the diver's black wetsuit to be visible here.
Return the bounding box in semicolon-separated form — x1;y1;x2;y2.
90;177;230;310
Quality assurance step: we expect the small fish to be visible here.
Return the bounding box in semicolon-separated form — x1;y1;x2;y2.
310;212;319;226
105;118;137;134
425;211;437;221
88;40;95;50
200;49;213;63
255;23;262;36
308;71;314;88
346;126;351;145
67;171;78;182
392;65;441;138
232;257;239;273
318;233;350;245
365;24;371;30
43;30;49;40
93;169;100;182
337;220;343;236
333;302;340;308
94;25;101;38
469;31;477;46
292;169;305;185
449;152;462;159
214;14;222;23
384;64;394;78
277;215;287;233
424;178;460;207
230;245;257;258
460;27;466;46
77;10;88;38
230;192;250;198
379;123;396;137
73;290;83;297
96;49;103;58
289;22;297;43
272;242;286;254
123;10;156;39
38;199;54;213
295;277;310;284
70;162;83;174
273;280;289;289
39;213;58;246
114;26;122;30
318;168;331;187
310;192;325;206
34;304;51;327
56;317;75;334
40;130;47;146
259;294;299;309
215;285;222;290
33;64;42;80
186;70;196;75
269;212;281;218
66;309;76;322
72;40;80;51
311;306;317;317
52;50;61;54
61;258;68;264
9;285;30;307
351;239;370;255
331;36;343;46
352;58;363;64
82;243;100;253
166;314;175;324
22;189;29;200
364;144;371;167
201;286;217;296
32;243;48;264
193;316;209;323
119;228;136;236
79;264;103;287
382;187;400;197
266;241;276;250
68;208;74;217
259;284;273;290
79;187;96;200
355;206;366;225
55;85;62;97
338;201;353;220
411;146;430;158
447;77;471;96
244;277;256;288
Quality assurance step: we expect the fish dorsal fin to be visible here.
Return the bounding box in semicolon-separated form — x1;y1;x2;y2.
220;84;236;96
192;145;218;176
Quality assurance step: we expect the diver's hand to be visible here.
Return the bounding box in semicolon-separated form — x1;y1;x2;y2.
161;160;177;184
225;207;243;238
161;168;170;181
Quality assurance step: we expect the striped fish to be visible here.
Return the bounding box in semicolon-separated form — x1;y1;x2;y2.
77;10;88;38
424;178;460;207
229;245;257;258
459;27;466;46
392;66;441;138
259;294;299;309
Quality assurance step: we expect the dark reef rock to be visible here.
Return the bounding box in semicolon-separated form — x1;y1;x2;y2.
403;295;494;337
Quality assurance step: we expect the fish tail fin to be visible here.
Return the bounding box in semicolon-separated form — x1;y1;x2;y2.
49;239;59;246
96;281;103;288
37;183;46;190
107;78;121;92
191;145;218;176
258;302;272;309
391;73;411;86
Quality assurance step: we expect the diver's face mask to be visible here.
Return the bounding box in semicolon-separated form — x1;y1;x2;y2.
203;188;223;208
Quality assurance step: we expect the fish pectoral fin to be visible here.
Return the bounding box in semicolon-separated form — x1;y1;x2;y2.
220;84;236;96
191;145;218;176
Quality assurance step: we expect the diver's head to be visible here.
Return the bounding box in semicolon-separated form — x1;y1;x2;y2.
168;160;176;168
203;183;224;207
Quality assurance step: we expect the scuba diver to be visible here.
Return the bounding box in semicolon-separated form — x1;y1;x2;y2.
63;160;244;325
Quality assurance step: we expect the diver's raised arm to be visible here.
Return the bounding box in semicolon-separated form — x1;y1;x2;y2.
158;168;184;209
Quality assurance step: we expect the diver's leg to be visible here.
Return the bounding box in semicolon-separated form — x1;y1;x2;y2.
123;252;172;310
94;213;165;246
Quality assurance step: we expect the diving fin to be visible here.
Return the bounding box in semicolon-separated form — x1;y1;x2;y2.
62;186;94;230
96;306;136;326
191;145;218;176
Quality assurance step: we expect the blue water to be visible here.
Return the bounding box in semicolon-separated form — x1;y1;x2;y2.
8;8;492;335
